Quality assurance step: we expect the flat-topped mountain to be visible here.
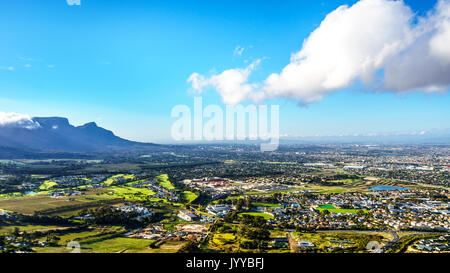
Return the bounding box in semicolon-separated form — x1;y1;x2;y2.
0;116;156;153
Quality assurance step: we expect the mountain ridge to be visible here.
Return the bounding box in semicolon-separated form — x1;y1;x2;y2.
0;116;157;154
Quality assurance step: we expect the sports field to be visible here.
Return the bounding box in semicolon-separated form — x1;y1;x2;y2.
317;204;368;214
239;212;274;220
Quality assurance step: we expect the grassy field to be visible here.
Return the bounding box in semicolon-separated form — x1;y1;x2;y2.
0;190;116;215
80;237;155;253
101;186;156;201
155;174;175;190
102;174;136;185
317;204;369;214
0;224;65;234
239;212;274;220
182;191;198;203
35;237;154;253
213;233;236;245
32;227;158;253
39;180;58;190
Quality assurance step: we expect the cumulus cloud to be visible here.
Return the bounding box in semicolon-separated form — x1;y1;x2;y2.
188;0;450;105
187;59;261;105
384;0;450;92
0;112;41;129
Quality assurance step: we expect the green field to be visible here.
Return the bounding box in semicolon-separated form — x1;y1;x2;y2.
103;174;136;186
155;174;175;190
182;191;198;203
317;204;368;214
0;224;65;235
0;190;116;215
39;180;58;190
33;227;154;253
213;233;236;245
80;237;155;253
101;186;156;201
239;212;274;220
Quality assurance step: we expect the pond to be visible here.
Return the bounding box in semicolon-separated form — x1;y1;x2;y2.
369;185;410;191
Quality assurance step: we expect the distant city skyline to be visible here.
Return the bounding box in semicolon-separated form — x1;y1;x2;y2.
0;0;449;143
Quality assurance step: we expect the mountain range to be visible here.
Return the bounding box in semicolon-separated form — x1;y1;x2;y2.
0;117;156;156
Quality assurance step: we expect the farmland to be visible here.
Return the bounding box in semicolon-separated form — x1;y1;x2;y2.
0;190;116;215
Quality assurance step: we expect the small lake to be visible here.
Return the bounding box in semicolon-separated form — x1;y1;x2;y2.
369;185;410;191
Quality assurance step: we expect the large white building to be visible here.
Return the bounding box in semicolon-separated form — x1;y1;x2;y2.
206;204;231;217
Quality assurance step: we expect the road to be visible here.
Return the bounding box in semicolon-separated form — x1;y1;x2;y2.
377;230;399;253
287;231;299;253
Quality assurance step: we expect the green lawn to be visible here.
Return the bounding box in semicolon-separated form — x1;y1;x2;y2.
317;204;368;214
239;212;274;220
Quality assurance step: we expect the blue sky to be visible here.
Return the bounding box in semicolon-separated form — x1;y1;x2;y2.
0;0;449;142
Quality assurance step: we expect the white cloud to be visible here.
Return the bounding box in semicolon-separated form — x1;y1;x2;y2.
234;46;245;56
66;0;81;6
189;0;450;105
187;59;261;105
0;112;40;129
384;0;450;92
24;64;31;68
47;64;55;68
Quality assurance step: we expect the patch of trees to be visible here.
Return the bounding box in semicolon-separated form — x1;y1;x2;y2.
237;215;270;251
177;241;200;253
22;214;72;225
